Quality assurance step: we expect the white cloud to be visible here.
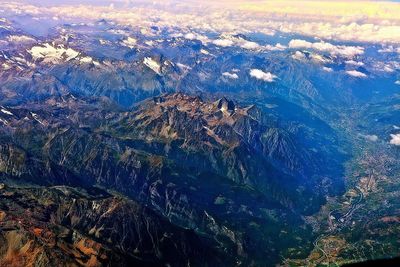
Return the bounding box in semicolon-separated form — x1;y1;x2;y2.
212;39;234;47
383;66;395;73
372;61;399;73
266;43;286;51
395;80;400;85
203;35;257;50
239;2;400;43
250;69;277;82
345;60;364;66
239;40;260;50
222;72;239;79
346;70;367;78
183;32;210;43
288;39;311;49
292;51;306;60
184;33;196;40
390;134;400;146
378;46;400;53
367;135;378;142
359;134;378;142
322;66;333;72
288;39;364;57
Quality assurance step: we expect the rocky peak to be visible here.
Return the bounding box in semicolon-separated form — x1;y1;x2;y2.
132;93;259;144
215;97;236;115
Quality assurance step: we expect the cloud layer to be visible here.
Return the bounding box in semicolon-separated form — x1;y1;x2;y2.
288;39;364;58
2;1;400;44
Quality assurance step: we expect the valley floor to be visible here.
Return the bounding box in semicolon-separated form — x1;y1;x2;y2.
284;106;400;266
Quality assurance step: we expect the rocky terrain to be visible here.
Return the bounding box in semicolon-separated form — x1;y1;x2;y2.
1;93;342;265
0;184;222;267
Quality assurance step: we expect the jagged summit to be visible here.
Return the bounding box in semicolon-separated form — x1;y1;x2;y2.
216;97;236;115
123;93;323;195
133;93;261;147
146;93;241;120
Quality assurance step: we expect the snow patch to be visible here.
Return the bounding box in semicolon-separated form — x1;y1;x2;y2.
200;49;210;55
28;43;79;62
31;112;45;126
145;40;154;46
79;56;100;66
121;37;137;48
1;63;11;70
1;107;13;116
310;53;330;63
143;57;161;75
0;118;8;125
177;63;191;71
99;39;110;45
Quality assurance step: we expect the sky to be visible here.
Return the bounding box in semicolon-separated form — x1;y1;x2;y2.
2;0;400;43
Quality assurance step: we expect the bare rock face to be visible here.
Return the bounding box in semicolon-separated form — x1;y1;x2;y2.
0;185;224;267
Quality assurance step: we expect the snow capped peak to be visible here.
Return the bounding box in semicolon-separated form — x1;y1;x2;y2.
78;56;101;66
121;37;137;49
27;43;101;66
143;57;161;75
28;43;80;63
